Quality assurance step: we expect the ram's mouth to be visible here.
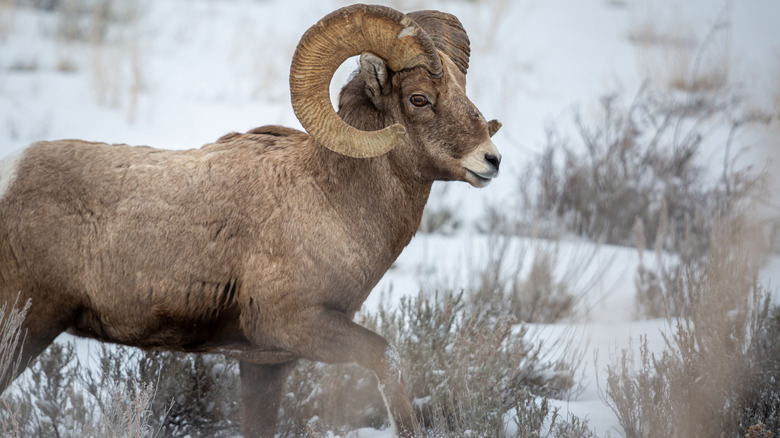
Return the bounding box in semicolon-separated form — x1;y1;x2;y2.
466;168;494;187
462;139;501;188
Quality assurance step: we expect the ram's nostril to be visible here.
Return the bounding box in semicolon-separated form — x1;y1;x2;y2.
485;153;501;171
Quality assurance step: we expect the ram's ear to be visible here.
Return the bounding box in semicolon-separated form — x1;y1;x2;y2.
360;52;392;103
488;119;502;137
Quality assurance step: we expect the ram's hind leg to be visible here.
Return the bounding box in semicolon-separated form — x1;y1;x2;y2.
0;290;69;392
239;360;297;438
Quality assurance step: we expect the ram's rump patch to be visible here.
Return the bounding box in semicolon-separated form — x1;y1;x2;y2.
0;148;25;201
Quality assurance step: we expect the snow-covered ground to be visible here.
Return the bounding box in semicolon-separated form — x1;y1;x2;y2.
1;0;779;436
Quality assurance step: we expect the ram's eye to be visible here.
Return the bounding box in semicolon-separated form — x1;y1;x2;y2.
410;94;429;107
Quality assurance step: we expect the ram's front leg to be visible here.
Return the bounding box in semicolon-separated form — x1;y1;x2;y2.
374;343;418;437
254;307;420;437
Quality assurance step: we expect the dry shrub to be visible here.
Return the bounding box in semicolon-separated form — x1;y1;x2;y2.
10;0;147;118
746;423;775;438
83;377;158;438
83;1;145;120
378;291;576;431
419;185;462;235
467;235;601;324
419;206;462;235
523;84;767;260
2;341;95;436
49;0;140;44
604;212;780;437
632;201;704;319
0;340;239;437
516;2;771;258
632;141;769;320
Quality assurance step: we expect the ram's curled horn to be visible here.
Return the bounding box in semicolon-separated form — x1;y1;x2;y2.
290;4;443;158
407;10;471;78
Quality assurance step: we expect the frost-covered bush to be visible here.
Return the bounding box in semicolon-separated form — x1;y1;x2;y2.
0;342;159;438
1;342;90;437
279;289;591;437
134;351;241;437
0;342;239;438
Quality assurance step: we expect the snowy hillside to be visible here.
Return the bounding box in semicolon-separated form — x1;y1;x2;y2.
1;0;779;436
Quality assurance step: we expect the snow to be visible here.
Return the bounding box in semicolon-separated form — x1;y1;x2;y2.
1;0;779;436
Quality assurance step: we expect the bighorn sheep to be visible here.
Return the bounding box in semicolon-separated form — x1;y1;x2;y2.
0;4;501;437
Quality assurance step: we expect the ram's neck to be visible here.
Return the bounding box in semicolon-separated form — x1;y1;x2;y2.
332;83;433;259
311;139;431;264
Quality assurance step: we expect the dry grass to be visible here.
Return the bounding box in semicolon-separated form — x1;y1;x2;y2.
0;0;16;41
81;1;145;121
0;297;29;384
604;211;780;437
83;378;159;438
0;296;30;438
665;43;728;93
631;2;730;93
773;53;780;121
628;2;695;48
0;1;147;119
35;0;147;120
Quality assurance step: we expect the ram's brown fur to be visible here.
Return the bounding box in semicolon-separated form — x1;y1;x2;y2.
0;5;501;437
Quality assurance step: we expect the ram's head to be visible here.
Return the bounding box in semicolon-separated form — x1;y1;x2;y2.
290;4;502;187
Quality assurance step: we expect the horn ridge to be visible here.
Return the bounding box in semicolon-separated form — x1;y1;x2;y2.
289;4;442;158
407;10;470;76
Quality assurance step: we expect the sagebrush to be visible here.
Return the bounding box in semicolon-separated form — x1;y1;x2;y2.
0;289;593;437
278;289;589;436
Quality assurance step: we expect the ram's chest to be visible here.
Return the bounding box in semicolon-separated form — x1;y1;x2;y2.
245;199;402;318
